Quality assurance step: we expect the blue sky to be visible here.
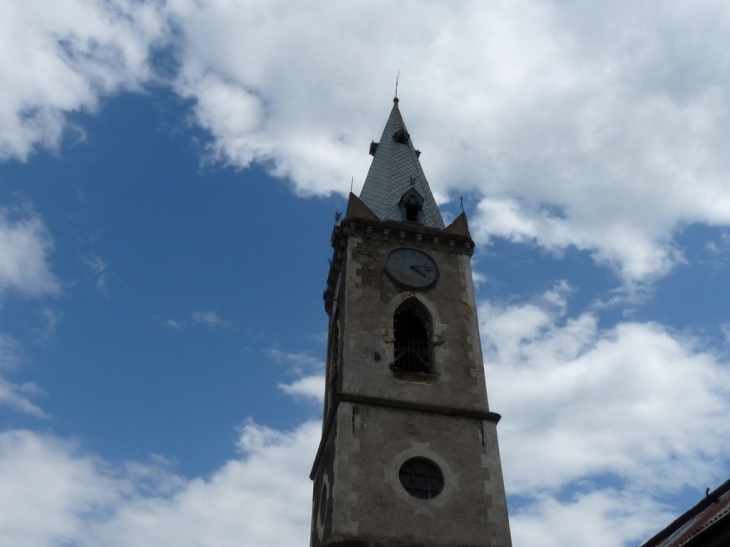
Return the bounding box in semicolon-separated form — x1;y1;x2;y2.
2;1;730;546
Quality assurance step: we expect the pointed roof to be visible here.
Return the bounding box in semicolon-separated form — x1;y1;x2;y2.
359;99;445;229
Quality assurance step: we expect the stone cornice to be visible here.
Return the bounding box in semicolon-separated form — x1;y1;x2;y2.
309;391;501;480
323;216;475;314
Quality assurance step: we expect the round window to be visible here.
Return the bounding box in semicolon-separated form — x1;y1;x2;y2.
398;457;444;499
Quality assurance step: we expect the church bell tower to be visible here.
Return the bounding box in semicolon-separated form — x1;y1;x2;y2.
310;98;512;547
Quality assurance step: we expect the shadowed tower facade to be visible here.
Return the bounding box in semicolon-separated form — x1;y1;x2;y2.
310;98;512;547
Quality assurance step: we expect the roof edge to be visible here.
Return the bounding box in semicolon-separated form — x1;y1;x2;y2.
346;192;380;221
642;478;730;547
443;212;471;238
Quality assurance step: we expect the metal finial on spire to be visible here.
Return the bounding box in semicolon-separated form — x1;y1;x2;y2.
394;72;400;102
350;177;354;193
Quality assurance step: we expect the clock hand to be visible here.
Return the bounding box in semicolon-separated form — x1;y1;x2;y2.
410;265;427;277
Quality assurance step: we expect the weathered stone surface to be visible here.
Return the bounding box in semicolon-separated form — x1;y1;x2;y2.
313;100;510;547
311;216;512;547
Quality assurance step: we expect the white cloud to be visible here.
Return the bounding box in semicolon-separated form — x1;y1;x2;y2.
0;202;56;417
267;349;324;374
0;335;21;371
0;430;134;546
0;205;58;297
165;311;231;329
82;420;318;547
278;375;325;403
81;254;109;295
480;287;730;544
0;421;319;547
470;198;686;284
2;284;730;546
0;335;45;417
722;323;730;346
190;310;231;328
269;350;325;402
0;378;45;418
160;0;730;283
0;0;168;161
6;1;730;281
510;490;672;547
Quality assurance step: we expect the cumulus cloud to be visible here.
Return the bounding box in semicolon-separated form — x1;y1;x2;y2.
481;286;730;544
0;335;45;417
269;349;325;402
2;284;730;546
0;377;45;418
4;291;728;547
278;375;325;403
6;0;730;282
0;202;55;417
0;421;318;547
510;490;672;547
0;0;168;161
0;430;134;546
9;4;730;545
82;420;318;547
470;198;686;284
0;205;58;297
155;0;730;283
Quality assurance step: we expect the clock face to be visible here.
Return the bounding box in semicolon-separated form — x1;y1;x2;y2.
384;248;439;289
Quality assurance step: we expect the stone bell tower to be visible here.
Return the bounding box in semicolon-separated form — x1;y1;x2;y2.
310;98;511;547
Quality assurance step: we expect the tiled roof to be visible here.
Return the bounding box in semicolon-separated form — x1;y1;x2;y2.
359;99;445;229
642;480;730;547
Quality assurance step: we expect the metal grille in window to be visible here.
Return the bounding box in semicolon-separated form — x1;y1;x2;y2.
398;458;443;499
393;336;431;373
393;305;432;374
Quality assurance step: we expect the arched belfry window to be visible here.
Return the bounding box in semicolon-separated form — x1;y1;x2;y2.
399;189;424;224
393;299;433;374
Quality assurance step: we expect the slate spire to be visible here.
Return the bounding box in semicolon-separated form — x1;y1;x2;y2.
359;99;445;229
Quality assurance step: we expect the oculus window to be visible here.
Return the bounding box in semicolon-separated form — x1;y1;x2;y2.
398;458;444;499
